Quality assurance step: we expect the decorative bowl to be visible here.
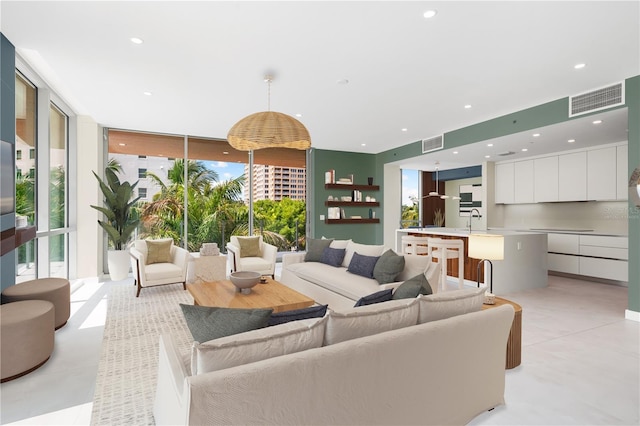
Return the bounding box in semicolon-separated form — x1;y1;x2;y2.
341;196;352;202
230;271;261;294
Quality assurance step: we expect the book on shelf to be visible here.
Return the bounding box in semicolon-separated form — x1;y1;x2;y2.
325;169;335;184
350;216;362;219
327;207;341;219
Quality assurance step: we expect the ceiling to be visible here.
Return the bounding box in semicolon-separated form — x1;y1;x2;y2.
2;1;638;170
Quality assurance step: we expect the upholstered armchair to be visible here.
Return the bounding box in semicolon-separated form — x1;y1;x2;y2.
226;236;277;278
130;239;190;297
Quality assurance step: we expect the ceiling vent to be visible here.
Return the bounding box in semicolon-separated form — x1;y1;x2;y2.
569;82;624;117
422;135;444;153
498;151;516;156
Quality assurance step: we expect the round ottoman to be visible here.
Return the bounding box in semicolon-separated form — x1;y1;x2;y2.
1;300;55;382
1;278;70;329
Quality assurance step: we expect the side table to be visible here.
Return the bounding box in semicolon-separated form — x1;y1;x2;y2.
187;253;227;284
481;296;522;369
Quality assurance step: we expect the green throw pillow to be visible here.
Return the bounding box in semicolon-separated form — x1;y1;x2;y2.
237;236;261;258
392;273;433;299
180;304;273;343
373;249;406;284
305;238;333;262
145;239;173;265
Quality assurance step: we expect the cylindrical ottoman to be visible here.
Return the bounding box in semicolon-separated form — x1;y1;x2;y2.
1;300;55;382
1;278;70;329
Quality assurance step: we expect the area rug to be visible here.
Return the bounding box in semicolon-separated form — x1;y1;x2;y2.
90;281;193;425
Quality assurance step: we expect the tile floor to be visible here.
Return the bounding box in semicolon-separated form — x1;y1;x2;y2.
1;272;638;425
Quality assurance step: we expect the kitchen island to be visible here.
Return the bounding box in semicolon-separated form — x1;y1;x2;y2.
395;228;548;295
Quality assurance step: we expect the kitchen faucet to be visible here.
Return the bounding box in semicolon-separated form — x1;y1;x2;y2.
469;208;481;233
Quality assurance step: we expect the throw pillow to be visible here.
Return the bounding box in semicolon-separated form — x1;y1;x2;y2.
321;247;346;267
347;252;380;279
268;304;328;326
392;273;433;300
354;289;393;307
305;238;333;262
180;304;272;343
237;236;261;258
373;249;406;284
145;239;173;264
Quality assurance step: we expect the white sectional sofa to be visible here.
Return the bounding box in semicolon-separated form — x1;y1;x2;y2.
280;239;441;310
154;291;514;425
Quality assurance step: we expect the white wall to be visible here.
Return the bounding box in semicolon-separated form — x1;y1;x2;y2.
76;116;102;278
383;163;402;249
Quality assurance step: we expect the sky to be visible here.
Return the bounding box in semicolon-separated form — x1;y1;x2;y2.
203;160;420;206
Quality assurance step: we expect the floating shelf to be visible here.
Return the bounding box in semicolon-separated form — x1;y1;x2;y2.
325;184;380;191
325;218;380;224
324;201;380;207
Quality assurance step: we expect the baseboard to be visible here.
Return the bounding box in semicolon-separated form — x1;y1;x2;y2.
625;309;640;322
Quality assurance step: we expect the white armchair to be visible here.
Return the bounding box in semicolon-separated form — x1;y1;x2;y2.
130;239;190;297
226;236;277;278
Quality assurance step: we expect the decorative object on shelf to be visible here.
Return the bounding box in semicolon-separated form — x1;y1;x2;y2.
433;209;444;227
199;243;220;256
468;234;504;305
423;161;461;200
368;208;373;219
328;207;341;219
230;271;261;294
328;195;334;201
368;177;374;185
340;196;352;202
325;169;335;184
227;75;311;151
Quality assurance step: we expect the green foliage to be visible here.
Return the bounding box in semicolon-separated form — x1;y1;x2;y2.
91;162;141;250
401;195;420;228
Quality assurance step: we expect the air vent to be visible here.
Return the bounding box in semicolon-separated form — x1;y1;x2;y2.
569;82;624;117
498;151;516;156
422;135;444;153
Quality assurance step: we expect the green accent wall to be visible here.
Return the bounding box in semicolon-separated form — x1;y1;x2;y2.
311;149;380;244
0;33;16;291
625;75;639;313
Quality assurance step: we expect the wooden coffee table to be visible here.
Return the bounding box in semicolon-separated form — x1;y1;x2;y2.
186;277;314;313
482;296;522;369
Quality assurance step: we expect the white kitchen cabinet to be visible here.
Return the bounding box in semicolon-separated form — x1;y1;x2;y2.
579;257;628;281
534;156;559;202
495;162;514;204
548;253;579;274
587;146;617;200
617;144;628;200
514;160;534;203
558;152;587;201
548;233;579;254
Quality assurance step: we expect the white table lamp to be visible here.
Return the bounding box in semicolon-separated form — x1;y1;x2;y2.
468;234;504;304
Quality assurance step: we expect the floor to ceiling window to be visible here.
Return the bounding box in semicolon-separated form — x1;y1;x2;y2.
48;103;68;278
401;169;420;228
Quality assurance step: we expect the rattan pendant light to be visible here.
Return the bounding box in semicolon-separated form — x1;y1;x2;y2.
227;75;311;151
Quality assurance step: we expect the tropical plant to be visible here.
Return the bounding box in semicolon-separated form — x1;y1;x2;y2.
91;161;141;250
433;208;444;227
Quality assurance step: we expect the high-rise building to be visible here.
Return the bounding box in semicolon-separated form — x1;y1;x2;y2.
244;164;306;202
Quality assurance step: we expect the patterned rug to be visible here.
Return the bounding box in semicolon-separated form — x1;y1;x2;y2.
90;281;193;425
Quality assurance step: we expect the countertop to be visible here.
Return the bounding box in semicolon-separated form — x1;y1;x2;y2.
488;227;628;238
396;227;540;237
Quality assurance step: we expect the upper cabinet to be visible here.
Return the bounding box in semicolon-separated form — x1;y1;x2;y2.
534;156;559;202
495;142;627;204
587;146;617;200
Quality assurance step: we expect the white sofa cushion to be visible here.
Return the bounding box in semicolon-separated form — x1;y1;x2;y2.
329;239;351;249
342;241;385;267
417;287;486;323
191;316;327;375
324;298;419;345
144;263;184;282
396;254;434;281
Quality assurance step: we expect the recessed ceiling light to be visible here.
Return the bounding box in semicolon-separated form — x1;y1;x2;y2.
453;151;458;154
568;139;576;143
593;120;602;124
464;104;472;109
521;148;528;152
574;63;586;69
130;37;143;44
401;128;408;132
361;143;366;147
337;79;349;85
143;91;152;96
533;133;540;137
423;10;437;19
487;143;493;147
118;143;126;146
484;155;491;158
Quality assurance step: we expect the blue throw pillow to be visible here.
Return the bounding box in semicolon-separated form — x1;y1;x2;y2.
347;252;381;279
392;273;433;300
321;247;346;267
180;304;273;343
354;288;393;307
268;304;328;326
